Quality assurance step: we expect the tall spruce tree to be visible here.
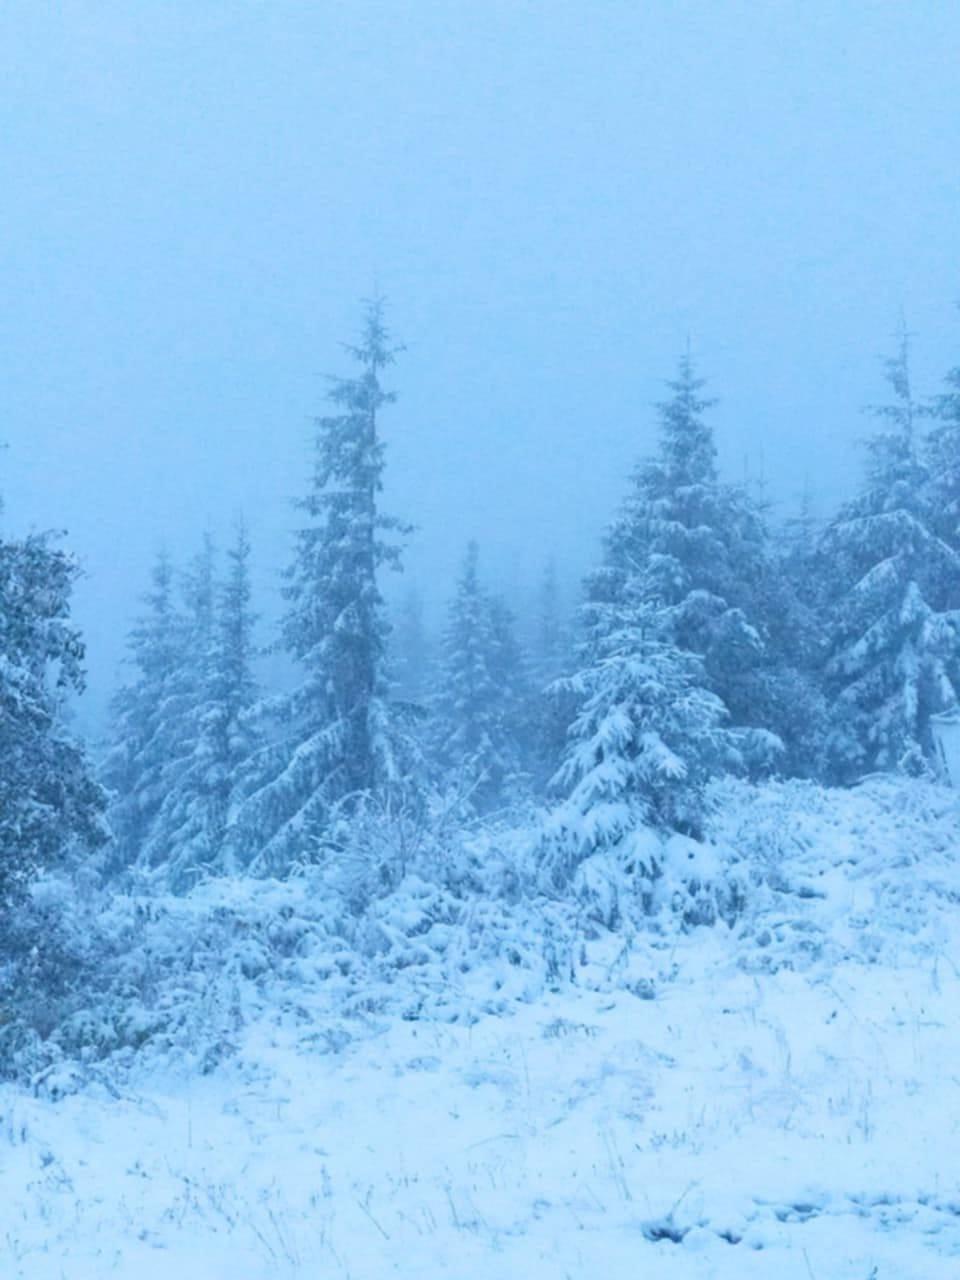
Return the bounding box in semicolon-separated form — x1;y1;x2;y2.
205;519;260;865
756;484;831;778
394;585;429;704
529;558;577;791
546;351;798;883
136;536;217;880
534;558;568;685
232;300;412;869
433;541;528;810
820;323;960;779
0;529;107;908
102;550;195;872
586;351;781;771
137;528;261;887
924;313;960;549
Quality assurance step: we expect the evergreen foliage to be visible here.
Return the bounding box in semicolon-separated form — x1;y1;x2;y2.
394;586;429;705
79;303;960;935
821;324;960;779
137;528;261;888
738;488;830;779
0;530;107;909
543;590;728;884
230;300;414;869
205;520;261;863
533;559;570;687
102;551;195;873
528;558;578;791
923;318;960;549
433;542;529;810
585;352;782;772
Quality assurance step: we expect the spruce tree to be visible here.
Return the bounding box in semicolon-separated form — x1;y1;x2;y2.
135;538;216;880
821;323;960;779
102;550;195;872
0;530;107;908
206;519;260;865
546;351;794;881
433;542;528;810
138;529;261;887
754;485;831;778
232;299;412;869
394;585;429;704
923;316;960;549
586;351;780;769
529;558;577;791
543;587;728;884
534;558;569;685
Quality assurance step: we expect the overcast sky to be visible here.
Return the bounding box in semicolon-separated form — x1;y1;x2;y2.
1;1;958;726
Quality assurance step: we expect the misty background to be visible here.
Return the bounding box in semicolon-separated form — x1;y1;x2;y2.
0;0;957;728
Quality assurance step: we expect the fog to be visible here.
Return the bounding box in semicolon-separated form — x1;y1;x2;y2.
1;1;957;726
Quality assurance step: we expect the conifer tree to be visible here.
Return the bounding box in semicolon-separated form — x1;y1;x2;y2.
0;529;107;907
586;351;780;769
232;299;412;869
753;484;831;778
183;534;217;694
135;537;216;880
139;528;261;887
534;558;569;685
102;551;195;871
394;585;429;704
529;558;577;790
821;323;960;779
206;519;260;861
433;542;528;810
924;314;960;549
781;477;821;568
543;587;728;884
546;351;796;881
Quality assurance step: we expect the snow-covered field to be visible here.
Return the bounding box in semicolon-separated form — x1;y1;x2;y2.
3;779;959;1278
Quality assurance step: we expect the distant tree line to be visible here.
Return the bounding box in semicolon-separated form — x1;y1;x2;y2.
4;299;960;902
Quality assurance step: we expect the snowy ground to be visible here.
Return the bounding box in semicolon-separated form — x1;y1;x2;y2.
3;779;959;1278
3;948;958;1277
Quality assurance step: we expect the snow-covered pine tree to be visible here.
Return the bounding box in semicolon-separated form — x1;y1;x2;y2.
102;550;196;873
587;351;780;771
0;529;107;908
528;557;578;791
924;315;960;549
488;592;532;783
543;352;795;884
534;558;569;686
229;299;413;870
752;483;831;778
433;541;528;810
135;536;218;881
393;585;429;705
821;322;960;780
204;519;260;866
137;530;261;888
781;476;821;568
543;586;728;885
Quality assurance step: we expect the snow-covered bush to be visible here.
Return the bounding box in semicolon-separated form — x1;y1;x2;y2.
6;771;956;1092
708;773;960;970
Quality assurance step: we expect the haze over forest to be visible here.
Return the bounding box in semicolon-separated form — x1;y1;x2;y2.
1;1;958;727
